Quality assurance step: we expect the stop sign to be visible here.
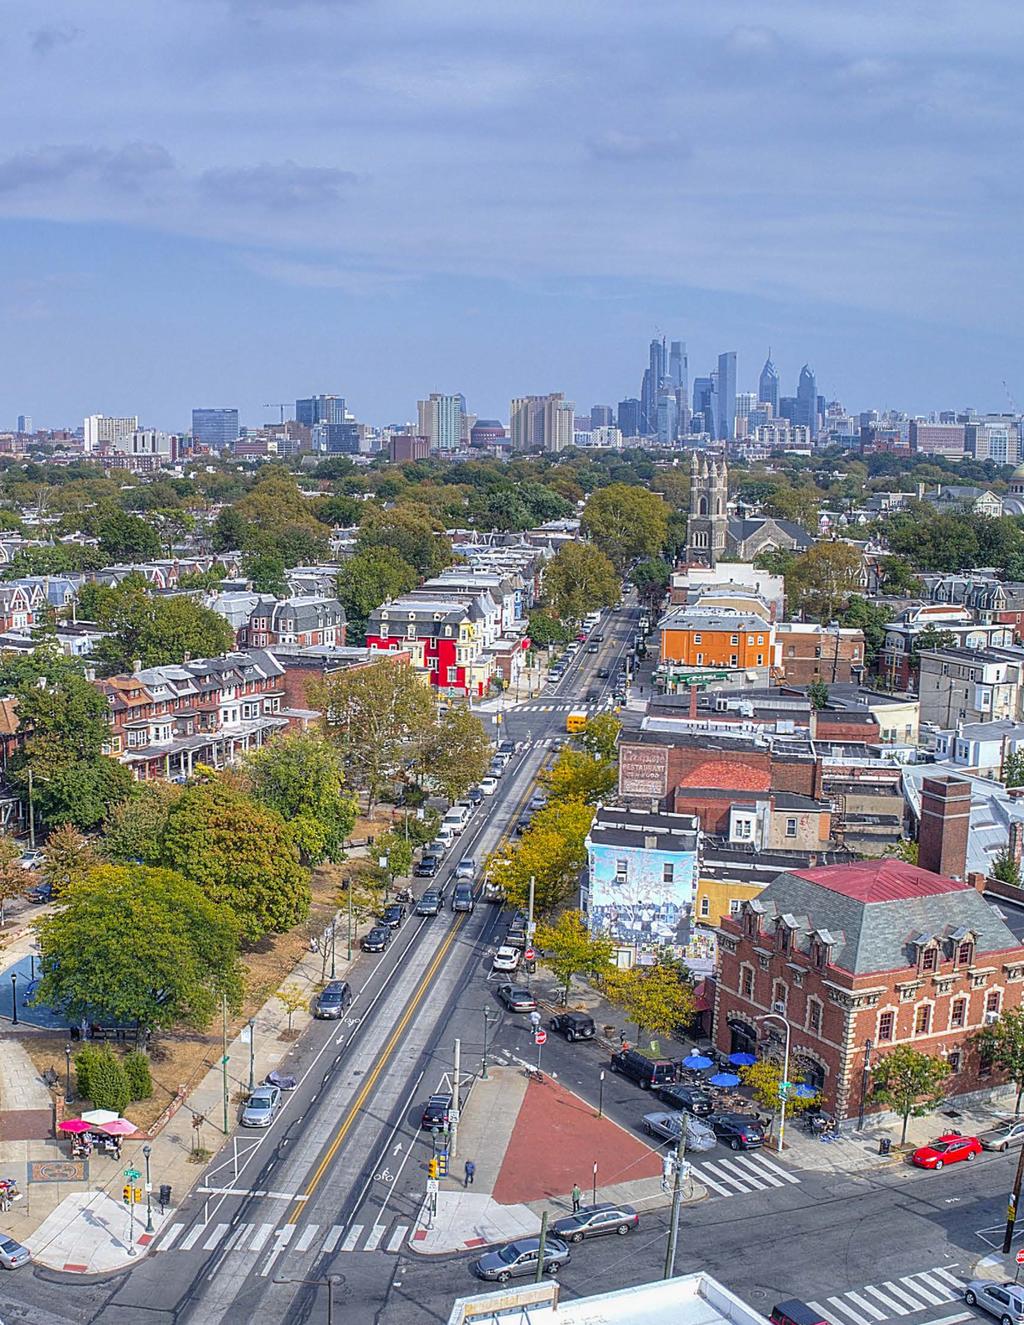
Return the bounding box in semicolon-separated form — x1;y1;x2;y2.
1017;1250;1024;1266
524;948;535;961
534;1029;547;1045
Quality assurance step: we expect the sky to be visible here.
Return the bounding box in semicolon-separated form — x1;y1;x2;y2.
1;0;1022;432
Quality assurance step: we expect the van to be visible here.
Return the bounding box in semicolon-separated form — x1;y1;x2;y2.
566;710;589;734
434;824;456;850
609;1048;680;1090
452;883;475;913
443;805;471;836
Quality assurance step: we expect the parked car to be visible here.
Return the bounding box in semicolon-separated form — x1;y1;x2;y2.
596;667;610;679
548;1012;595;1042
642;1111;685;1142
415;854;440;878
709;1112;766;1151
241;1084;281;1127
963;1280;1024;1325
609;1048;681;1090
361;926;392;953
528;791;547;812
505;915;529;948
426;838;448;858
770;1301;832;1325
911;1133;982;1169
492;945;522;972
380;903;405;928
479;776;499;796
18;850;43;871
471;1236;570;1283
313;980;352;1019
416;891;442;917
656;1082;714;1115
420;1092;453;1130
487;761;505;779
498;740;517;756
496;983;537;1012
466;786;484;807
455;858;476;881
551;1204;637;1242
513;813;533;837
25;881;53;904
979;1119;1024;1152
452;882;475;913
0;1234;31;1270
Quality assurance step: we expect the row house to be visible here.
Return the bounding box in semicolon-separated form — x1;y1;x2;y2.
0;585;34;633
100;650;290;780
658;608;781;675
714;860;1024;1121
245;596;345;649
878;608;1011;691
423;570;526;635
917;645;1024;727
366;597;492;697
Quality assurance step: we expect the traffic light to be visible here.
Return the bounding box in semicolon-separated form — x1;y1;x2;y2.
427;1158;439;1180
133;1187;143;1204
122;1185;132;1205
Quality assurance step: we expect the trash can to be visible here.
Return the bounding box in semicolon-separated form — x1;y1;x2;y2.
878;1138;892;1157
159;1183;173;1211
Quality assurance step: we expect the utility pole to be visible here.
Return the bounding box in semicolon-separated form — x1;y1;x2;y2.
347;881;353;961
450;1038;461;1159
534;1210;549;1283
221;994;230;1135
663;1123;687;1279
27;768;34;851
1003;1141;1024;1253
527;874;536;937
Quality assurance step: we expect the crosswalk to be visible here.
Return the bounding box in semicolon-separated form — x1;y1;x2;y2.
156;1216;411;1258
517;703;579;712
688;1149;802;1198
805;1266;965;1325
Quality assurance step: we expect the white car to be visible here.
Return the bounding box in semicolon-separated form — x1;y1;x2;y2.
492;945;522;972
479;776;499;796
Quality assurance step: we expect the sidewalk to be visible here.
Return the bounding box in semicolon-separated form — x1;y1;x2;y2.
0;915;371;1275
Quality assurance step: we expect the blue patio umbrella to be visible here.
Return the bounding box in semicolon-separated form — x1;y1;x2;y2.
791;1083;818;1099
683;1054;714;1070
709;1071;741;1087
728;1052;757;1067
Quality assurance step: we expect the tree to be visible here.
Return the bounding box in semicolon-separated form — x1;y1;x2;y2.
579;713;621;762
879;555;922;596
807;679;830;711
868;1044;949;1144
0;835;25;925
409;704;492;804
357;504;453;577
1004;750;1024;789
230;473;331;565
27;757;135;833
534;910;614;1004
543;542;620;623
974;1007;1024;1115
335;547;418;645
41;824;100;895
160;781;311;942
96;511;161;562
123;1050;153;1100
84;578;235;673
374;830;413;882
526;611;571;650
741;1060;819;1117
753;547;796;577
603;962;694;1046
243;552;288;597
275;984;308;1035
581;484;669;572
541;749;617;806
35;864;244;1030
840;596;891;668
241;732;357;866
487;798;595;915
992;848;1022;887
885;838;919;865
314;658;436;810
74;1045;130;1113
101;782;182;864
632;558;672;608
786;542;864;622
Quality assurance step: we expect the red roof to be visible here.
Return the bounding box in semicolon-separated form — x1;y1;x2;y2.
789;860;965;903
677;760;770;792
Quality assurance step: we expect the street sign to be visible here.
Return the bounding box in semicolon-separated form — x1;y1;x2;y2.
426;1179;439;1195
524;948;535;962
449;1109;460;1125
123;1168;140;1181
1017;1250;1024;1266
534;1029;547;1045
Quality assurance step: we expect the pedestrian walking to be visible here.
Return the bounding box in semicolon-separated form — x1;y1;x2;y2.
529;1010;541;1033
571;1183;582;1213
464;1160;476;1187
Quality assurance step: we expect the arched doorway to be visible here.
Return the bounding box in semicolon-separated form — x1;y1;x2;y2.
728;1017;757;1057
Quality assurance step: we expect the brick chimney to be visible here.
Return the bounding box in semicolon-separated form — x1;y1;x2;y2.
1011;820;1024;869
918;775;972;879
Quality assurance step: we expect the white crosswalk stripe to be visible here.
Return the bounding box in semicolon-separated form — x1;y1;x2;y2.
179;1224;205;1252
155;1213;417;1260
249;1222;274;1252
156;1222;184;1252
386;1224;408;1252
322;1225;344;1253
295;1224;319;1252
808;1266;964;1323
340;1223;363;1251
363;1224;387;1252
690;1150;801;1198
202;1222;230;1251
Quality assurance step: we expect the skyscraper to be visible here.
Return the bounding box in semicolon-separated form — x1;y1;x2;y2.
795;365;818;437
717;351;737;441
641;336;667;435
656;393;678;445
192;408;239;449
668;341;687;398
758;352;779;416
296;394;346;427
617;398;642;439
509;394;573;452
692;377;715;435
590;404;614;430
83;414;139;453
417;394;464;451
16;415;31;435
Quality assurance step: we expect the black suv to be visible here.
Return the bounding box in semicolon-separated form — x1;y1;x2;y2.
608;1048;680;1090
415;854;440;878
656;1082;714;1116
548;1012;596;1043
420;1092;453;1129
313;980;352;1019
709;1112;765;1150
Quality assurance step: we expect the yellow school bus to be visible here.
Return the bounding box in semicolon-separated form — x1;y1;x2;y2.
566;710;589;734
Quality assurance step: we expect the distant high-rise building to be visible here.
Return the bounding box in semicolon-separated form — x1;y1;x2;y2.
717;351;737;441
795;365;818;436
590;404;614;430
470;419;507;448
509;394;574;452
668;341;688;398
656;393;679;445
779;397;797;424
191;408;238;449
416;394;464;451
617;398;642;439
692;377;715;435
312;422;360;454
296;395;346;427
758;352;779;415
16;415;31;435
83;414;139;453
641;336;667;435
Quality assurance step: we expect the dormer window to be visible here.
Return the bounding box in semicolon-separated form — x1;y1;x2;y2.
779;925;791;953
744;907;758;937
921;945;939;973
956;939;975;968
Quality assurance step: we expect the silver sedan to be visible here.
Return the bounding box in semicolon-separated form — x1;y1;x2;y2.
978;1119;1024;1152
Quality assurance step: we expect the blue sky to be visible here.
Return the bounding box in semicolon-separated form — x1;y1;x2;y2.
2;0;1022;431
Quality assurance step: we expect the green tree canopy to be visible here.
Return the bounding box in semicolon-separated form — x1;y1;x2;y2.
581;484;669;572
241;731;357;866
604;962;694;1046
77;575;235;673
869;1044;949;1144
357;504;453;577
541;748;617;806
840;596;891;667
101;782;182;864
535;910;614;1003
243;552;288;597
786;541;864;622
543;542;620;622
408;702;492;804
488;797;594;915
96;511;162;562
974;1007;1024;1114
335;547;418;646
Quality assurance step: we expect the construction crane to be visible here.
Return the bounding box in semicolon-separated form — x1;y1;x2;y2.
1003;381;1019;416
264;403;292;424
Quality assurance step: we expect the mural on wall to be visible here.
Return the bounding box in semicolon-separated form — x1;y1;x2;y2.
588;851;698;953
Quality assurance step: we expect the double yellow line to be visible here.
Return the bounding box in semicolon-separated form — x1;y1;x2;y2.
287;911;469;1224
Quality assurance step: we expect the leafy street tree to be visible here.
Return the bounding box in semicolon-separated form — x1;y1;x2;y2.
604;963;694;1047
525;611;571;649
0;836;25;925
373;830;413;883
335;547;418;646
41;824;101;895
992;848;1022;887
741;1060;819;1118
487;798;595;915
243;552;288;597
868;1044;949;1144
974;1007;1024;1115
314;658;436;810
807;679;830;711
541;749;617;806
542;542;621;623
35;864;244;1030
879;555;922;596
786;541;864;622
632;558;672;607
241;732;357;866
840;596;891;668
275;984;308;1035
160;781;311;942
1004;750;1024;789
409;703;492;804
77;575;235;673
534;910;614;1004
74;1045;130;1113
230;473;331;565
357;504;453;577
28;757;136;833
96;511;162;562
910;627;958;667
101;782;182;864
579;713;621;762
753;547;796;577
581;484;669;573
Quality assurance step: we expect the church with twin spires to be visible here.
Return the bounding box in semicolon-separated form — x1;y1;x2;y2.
685;451;815;567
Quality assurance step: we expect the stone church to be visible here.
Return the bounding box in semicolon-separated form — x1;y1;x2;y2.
685;452;815;567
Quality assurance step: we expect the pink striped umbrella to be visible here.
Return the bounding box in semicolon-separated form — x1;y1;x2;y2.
96;1119;136;1136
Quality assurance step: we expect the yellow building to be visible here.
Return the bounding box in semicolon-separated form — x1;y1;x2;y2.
693;876;766;929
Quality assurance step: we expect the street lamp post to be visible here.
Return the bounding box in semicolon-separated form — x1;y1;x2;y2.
143;1144;154;1234
329;920;337;980
857;1038;874;1130
247;1017;255;1092
273;1274;344;1325
758;1011;792;1156
10;971;17;1026
481;1010;498;1080
597;1069;605;1119
65;1042;73;1103
346;880;353;962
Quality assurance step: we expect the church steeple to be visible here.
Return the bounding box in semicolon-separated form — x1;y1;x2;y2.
686;451;728;567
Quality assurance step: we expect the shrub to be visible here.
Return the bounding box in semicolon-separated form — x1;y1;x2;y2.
76;1044;130;1113
123;1051;153;1101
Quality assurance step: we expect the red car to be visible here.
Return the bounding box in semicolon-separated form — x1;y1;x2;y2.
910;1132;983;1169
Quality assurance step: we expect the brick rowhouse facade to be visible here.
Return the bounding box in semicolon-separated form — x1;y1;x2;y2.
714;861;1024;1122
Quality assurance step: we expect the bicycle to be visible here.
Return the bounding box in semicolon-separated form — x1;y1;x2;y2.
524;1067;546;1085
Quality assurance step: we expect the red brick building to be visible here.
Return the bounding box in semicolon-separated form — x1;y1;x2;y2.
714;860;1024;1121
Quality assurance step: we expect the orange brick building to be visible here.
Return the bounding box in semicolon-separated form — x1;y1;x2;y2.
659;609;778;671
